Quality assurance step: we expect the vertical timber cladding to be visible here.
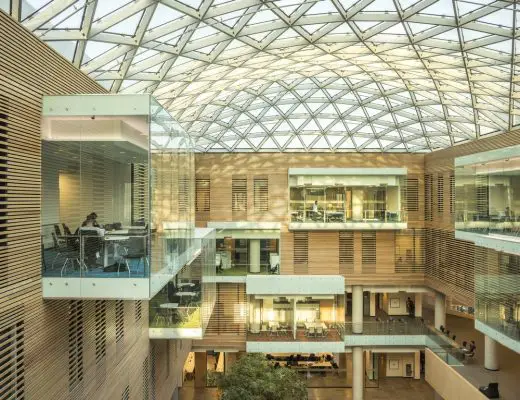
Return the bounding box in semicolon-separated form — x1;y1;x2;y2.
195;152;426;278
0;11;154;400
424;129;520;304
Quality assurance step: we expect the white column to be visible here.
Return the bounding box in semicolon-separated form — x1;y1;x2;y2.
414;351;421;380
249;239;260;273
434;291;446;330
352;285;363;333
369;293;376;317
484;335;499;371
414;293;423;318
352;347;364;400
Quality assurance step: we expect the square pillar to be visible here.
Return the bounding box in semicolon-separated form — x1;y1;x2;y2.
194;352;207;388
414;293;422;318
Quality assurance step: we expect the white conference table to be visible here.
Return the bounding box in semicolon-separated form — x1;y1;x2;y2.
175;291;197;297
304;322;327;330
160;303;179;309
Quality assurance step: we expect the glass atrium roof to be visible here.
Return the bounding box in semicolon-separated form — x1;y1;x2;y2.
7;0;520;152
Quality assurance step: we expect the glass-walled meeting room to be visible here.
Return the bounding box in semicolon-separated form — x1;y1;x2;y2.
455;146;520;238
289;169;406;224
247;295;345;342
41;94;195;298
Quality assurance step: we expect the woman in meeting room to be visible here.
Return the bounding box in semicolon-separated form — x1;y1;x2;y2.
82;212;100;228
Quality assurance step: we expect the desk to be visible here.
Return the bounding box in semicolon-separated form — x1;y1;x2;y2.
175;291;197;297
160;303;179;309
304;322;327;330
178;282;195;288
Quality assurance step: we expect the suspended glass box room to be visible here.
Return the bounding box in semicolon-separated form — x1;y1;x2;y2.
41;94;196;299
288;168;407;230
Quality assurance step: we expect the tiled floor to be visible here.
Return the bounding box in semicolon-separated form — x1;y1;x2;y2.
179;377;435;400
444;313;520;400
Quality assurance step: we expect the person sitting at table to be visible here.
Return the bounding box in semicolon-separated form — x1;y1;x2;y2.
82;212;100;228
468;340;476;354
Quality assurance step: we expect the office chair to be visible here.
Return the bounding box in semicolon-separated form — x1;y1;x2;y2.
479;382;499;399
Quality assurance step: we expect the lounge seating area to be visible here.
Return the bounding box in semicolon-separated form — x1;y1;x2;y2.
247;320;342;342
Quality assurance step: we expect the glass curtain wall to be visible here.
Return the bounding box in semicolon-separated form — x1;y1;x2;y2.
289;175;405;223
455;155;520;237
41;95;195;298
247;295;345;341
149;230;216;334
150;98;195;295
41;108;150;279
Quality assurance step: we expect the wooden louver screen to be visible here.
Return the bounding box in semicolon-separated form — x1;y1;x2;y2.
135;300;142;322
122;385;130;400
362;231;376;268
132;163;148;224
94;301;106;365
424;174;433;221
406;178;419;212
178;176;190;213
232;177;247;213
253;177;268;212
395;229;425;273
205;283;247;336
293;231;309;266
115;300;124;344
449;174;455;216
68;300;84;391
339;231;354;274
195;178;210;212
0;98;6;250
437;175;444;214
0;314;24;400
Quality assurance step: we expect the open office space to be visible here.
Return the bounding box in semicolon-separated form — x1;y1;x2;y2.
1;1;520;399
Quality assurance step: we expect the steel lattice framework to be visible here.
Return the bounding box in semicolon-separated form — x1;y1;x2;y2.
6;0;520;152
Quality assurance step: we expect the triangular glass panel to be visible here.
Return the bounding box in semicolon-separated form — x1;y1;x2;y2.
47;41;77;62
148;4;184;29
106;11;143;35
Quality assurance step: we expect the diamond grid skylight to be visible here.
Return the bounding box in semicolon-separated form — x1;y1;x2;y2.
9;0;520;152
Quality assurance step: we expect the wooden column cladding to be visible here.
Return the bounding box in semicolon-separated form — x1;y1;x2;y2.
253;176;268;213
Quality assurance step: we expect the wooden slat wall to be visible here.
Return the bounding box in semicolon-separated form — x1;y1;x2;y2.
195;152;426;285
0;11;179;400
308;231;339;274
424;129;520;304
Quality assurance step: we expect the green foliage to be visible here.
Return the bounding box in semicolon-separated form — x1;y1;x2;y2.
217;354;308;400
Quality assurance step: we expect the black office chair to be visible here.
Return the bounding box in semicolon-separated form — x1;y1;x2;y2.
479;382;499;399
119;235;148;276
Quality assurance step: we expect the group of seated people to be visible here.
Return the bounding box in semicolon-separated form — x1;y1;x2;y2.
439;325;476;359
267;353;339;370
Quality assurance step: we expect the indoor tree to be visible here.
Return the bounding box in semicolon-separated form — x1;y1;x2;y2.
217;353;308;400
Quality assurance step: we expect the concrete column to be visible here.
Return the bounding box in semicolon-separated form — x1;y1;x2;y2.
352;285;363;333
414;351;421;379
369;293;376;317
434;291;446;330
484;335;499;371
415;293;423;318
249;239;261;273
365;350;374;380
194;352;207;388
352;347;364;400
